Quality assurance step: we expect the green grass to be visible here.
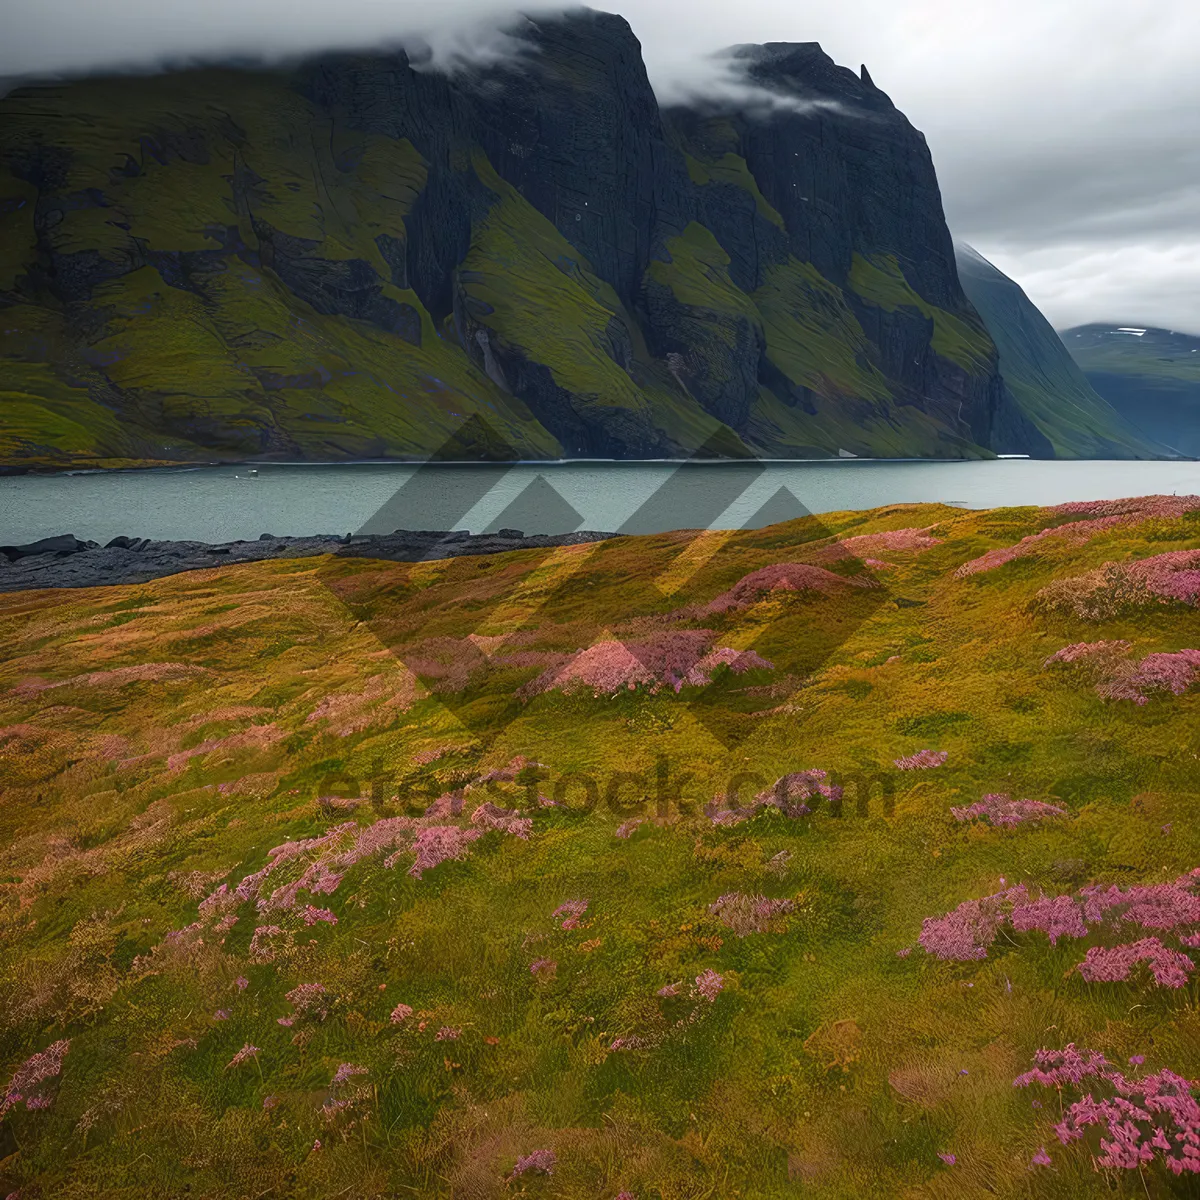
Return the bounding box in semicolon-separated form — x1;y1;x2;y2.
682;151;786;230
755;257;892;402
849;252;994;374
2;499;1199;1196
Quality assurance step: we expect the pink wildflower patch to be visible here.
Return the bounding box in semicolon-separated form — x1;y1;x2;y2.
218;805;532;921
553;899;589;928
919;884;1029;960
12;661;210;696
1098;650;1200;704
1016;1044;1200;1175
407;825;483;879
1044;640;1131;666
248;924;287;963
280;982;329;1025
390;1003;413;1023
615;818;643;839
709;892;796;936
166;723;287;773
1079;872;1200;929
703;562;877;614
951;793;1068;827
330;1062;366;1087
302;905;337;926
919;869;1200;972
530;958;557;979
1011;894;1089;945
1048;637;1200;704
1077;938;1195;988
235;975;249;992
1123;548;1200;606
657;981;682;998
705;769;841;825
225;1044;260;1069
1030;1147;1051;1167
510;1150;556;1177
938;1153;956;1166
304;671;420;734
957;517;1130;577
470;802;532;839
833;526;943;557
957;497;1200;579
1036;548;1200;620
694;969;724;1002
434;1026;461;1042
1052;495;1200;520
411;744;458;766
610;1033;658;1051
520;630;772;699
895;749;948;770
1;1039;69;1117
476;755;542;783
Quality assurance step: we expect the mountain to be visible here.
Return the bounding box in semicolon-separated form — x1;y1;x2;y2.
953;245;1168;459
0;9;1051;469
1062;325;1200;457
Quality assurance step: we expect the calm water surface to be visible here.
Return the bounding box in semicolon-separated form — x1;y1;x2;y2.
3;459;1200;545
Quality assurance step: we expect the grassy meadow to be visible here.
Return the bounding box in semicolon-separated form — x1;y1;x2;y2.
1;496;1199;1197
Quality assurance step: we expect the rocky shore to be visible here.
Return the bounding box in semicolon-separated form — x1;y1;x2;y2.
0;528;615;592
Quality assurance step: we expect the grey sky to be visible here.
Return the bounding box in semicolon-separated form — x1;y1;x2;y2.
4;0;1199;333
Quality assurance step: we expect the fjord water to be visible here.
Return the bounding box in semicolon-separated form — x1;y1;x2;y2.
3;459;1200;546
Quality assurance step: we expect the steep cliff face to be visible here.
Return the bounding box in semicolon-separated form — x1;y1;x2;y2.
0;8;1051;468
954;246;1169;459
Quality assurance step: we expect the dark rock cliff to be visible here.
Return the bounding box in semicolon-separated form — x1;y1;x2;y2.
0;7;1054;467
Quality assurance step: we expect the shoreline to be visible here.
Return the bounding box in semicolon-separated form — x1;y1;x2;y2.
4;449;1194;477
1;454;998;478
0;528;617;593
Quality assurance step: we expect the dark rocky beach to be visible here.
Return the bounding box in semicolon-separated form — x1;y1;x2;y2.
0;529;615;592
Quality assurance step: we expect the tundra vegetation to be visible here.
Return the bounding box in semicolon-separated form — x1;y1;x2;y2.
1;495;1199;1197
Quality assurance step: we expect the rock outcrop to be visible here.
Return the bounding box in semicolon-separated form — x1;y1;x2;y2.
0;9;1052;468
0;528;615;591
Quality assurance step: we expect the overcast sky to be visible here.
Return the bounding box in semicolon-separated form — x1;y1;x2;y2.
4;0;1199;333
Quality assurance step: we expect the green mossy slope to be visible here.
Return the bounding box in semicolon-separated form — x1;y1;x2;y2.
0;27;1067;467
0;71;560;467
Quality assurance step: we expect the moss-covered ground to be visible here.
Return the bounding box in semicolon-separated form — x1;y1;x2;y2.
1;498;1199;1197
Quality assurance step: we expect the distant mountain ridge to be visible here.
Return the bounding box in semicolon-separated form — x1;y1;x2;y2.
0;9;1055;469
1062;325;1200;457
953;244;1168;459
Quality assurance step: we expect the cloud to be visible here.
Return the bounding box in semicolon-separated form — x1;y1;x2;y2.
2;0;1198;330
652;46;866;118
981;240;1200;337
